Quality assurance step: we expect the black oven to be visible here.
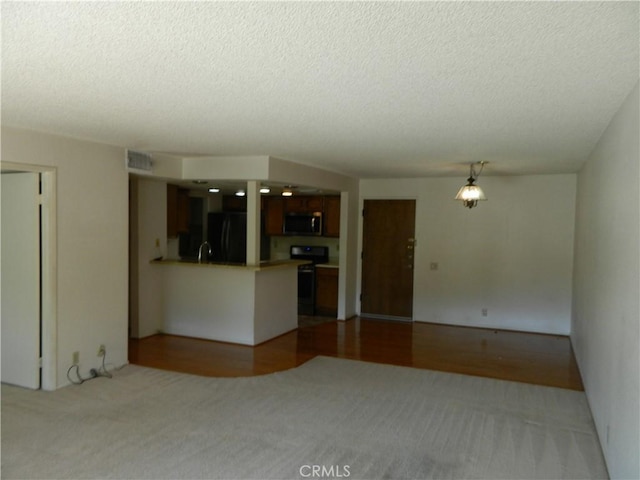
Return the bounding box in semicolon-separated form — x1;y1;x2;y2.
290;245;329;315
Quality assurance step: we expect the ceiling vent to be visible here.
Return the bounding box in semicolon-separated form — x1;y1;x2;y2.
126;150;153;174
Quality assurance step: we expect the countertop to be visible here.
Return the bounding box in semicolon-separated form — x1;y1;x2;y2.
316;263;339;269
151;258;311;271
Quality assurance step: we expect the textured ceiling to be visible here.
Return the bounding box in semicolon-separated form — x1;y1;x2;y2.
2;1;638;178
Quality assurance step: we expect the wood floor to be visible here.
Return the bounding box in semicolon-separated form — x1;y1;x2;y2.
128;317;584;391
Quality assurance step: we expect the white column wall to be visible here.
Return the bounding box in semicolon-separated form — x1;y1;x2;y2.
134;178;167;338
572;81;639;479
246;180;261;266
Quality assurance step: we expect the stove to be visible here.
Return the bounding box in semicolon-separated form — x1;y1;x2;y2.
290;245;329;315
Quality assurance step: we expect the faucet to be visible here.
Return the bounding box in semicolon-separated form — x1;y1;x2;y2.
198;241;212;263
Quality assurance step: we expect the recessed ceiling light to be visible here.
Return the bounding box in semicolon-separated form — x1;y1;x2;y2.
208;187;220;193
282;185;295;197
235;190;246;197
260;187;271;194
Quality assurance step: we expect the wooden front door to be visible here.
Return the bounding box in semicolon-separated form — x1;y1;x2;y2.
361;199;416;320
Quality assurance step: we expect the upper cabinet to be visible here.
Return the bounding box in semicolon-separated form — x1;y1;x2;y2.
284;196;324;213
208;193;340;237
323;196;340;237
167;184;190;238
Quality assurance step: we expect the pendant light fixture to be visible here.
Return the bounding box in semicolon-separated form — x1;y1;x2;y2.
455;161;487;209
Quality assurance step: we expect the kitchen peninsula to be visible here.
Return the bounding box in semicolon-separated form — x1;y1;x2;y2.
152;259;308;345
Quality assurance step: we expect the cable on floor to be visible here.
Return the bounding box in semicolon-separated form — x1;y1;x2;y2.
66;347;122;384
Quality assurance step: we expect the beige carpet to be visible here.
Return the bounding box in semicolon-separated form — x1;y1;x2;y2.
1;357;608;479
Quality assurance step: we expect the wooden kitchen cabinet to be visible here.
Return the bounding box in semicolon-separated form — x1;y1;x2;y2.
284;195;324;213
315;267;338;317
177;190;190;233
305;196;324;211
167;184;190;238
323;196;340;237
264;196;284;236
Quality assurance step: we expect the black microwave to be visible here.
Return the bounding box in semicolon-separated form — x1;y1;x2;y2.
283;212;323;236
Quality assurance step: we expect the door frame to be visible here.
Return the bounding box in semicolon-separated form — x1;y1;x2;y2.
1;161;57;390
357;196;417;321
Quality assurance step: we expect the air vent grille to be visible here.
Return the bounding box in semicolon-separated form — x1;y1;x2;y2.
126;150;153;173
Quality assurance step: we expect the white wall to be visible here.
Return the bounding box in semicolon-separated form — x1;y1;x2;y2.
158;263;298;345
160;264;256;344
183;156;270;180
572;82;640;479
268;156;357;192
132;177;167;338
253;267;298;344
360;174;576;334
1;127;129;387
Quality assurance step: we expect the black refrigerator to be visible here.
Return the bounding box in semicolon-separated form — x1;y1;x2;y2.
207;212;270;264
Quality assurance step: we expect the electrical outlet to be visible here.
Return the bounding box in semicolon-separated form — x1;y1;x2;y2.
97;344;106;357
72;351;79;365
482;308;488;317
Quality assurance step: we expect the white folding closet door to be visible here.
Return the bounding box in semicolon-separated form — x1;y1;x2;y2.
1;172;41;389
